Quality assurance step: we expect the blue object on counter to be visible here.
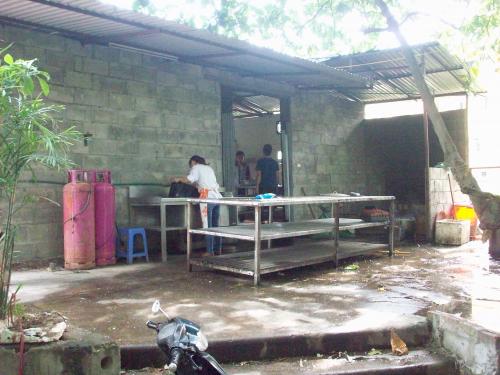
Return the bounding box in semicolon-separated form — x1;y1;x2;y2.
255;193;276;199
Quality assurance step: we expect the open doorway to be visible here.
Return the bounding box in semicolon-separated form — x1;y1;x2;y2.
220;87;292;223
233;93;283;197
221;87;291;199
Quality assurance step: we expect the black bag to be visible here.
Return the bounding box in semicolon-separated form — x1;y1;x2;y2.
168;182;199;198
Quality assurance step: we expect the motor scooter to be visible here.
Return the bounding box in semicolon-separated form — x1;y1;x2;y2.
146;300;227;374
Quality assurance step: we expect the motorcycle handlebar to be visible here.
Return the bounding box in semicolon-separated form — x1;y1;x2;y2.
146;320;158;330
167;348;183;372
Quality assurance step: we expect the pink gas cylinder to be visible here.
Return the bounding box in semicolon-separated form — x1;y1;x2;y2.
92;170;116;266
63;170;95;269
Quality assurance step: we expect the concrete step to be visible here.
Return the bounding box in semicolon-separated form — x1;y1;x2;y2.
224;349;458;375
121;349;458;375
121;321;430;369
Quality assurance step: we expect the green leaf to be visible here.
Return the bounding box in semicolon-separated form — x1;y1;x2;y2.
38;77;50;96
23;76;34;94
344;263;359;271
4;53;14;65
368;348;383;356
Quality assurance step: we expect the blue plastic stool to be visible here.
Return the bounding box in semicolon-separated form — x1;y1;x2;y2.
116;227;149;264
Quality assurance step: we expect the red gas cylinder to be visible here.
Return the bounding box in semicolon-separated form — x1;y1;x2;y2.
92;170;116;266
63;170;95;269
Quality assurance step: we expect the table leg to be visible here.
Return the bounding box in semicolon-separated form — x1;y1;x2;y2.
267;206;272;249
160;202;167;263
334;203;340;267
389;200;395;256
187;202;192;272
254;206;261;286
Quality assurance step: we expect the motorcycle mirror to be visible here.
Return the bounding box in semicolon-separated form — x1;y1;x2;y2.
152;300;161;314
152;299;170;319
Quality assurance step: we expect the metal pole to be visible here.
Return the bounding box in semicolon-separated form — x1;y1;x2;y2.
333;203;340;267
187;201;192;272
267;206;272;249
423;108;431;240
254;205;261;286
389;200;395;256
160;201;167;262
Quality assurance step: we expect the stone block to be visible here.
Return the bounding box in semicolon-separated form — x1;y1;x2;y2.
93;76;127;94
65;71;92;89
65;39;93;58
119;49;142;66
133;66;156;82
89;139;117;155
116;111;146;128
49;85;75;104
127;81;155;97
0;326;120;375
109;63;134;80
157;71;178;86
136;97;159;112
82;58;109;75
91;110;118;125
30;32;66;52
430;311;499;375
109;93;135;110
93;44;120;62
46;51;75;69
74;89;109;107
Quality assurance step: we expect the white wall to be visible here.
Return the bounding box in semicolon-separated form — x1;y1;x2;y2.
234;115;281;179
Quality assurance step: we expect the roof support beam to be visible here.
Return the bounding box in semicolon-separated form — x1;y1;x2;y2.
349;55;417;100
425;49;466;88
371;66;465;81
203;68;295;98
0;15;101;45
26;0;320;75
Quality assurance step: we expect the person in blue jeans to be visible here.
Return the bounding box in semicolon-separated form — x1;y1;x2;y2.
173;155;222;256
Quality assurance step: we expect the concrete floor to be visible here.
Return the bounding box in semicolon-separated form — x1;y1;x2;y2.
11;240;500;346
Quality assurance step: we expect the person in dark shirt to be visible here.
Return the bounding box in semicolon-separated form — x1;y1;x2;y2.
256;144;279;194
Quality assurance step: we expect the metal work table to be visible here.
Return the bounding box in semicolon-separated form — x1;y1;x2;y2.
129;196;255;262
186;195;396;285
129;197;189;262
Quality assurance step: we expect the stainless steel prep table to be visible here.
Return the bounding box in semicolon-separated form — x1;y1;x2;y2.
129;197;190;262
186;195;395;285
129;196;256;262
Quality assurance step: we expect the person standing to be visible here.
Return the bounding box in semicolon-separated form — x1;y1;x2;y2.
256;144;279;194
235;150;250;196
173;155;222;256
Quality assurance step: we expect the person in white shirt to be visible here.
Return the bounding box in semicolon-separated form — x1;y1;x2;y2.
173;155;222;256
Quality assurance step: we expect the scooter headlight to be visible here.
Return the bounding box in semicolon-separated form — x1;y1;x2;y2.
193;329;208;351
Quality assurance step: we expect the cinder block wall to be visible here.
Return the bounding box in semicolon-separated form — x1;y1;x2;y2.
291;92;385;218
0;24;222;262
429;167;471;222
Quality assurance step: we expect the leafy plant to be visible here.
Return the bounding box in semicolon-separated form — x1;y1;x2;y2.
0;48;80;320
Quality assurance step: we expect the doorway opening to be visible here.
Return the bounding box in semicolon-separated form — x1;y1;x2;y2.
233;93;282;197
221;88;292;223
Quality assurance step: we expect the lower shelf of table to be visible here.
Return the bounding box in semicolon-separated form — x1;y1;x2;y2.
189;240;388;276
189;218;388;241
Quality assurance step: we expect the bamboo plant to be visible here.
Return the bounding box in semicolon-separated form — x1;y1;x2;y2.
0;48;80;320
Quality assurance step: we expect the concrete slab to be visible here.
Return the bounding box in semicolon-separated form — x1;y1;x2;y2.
122;349;457;375
0;326;119;375
11;240;500;347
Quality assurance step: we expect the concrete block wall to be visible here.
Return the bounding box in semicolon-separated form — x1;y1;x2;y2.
430;311;499;375
291;92;385;218
0;24;222;262
429;167;471;224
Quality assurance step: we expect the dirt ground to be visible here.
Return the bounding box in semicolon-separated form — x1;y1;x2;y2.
11;239;500;346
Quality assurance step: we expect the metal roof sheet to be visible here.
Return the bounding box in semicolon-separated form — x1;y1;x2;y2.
0;0;368;95
324;42;477;103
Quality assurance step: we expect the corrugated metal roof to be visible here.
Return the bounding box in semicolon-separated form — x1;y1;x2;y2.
323;42;477;103
0;0;368;96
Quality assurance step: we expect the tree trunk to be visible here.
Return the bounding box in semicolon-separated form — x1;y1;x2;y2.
376;0;500;258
